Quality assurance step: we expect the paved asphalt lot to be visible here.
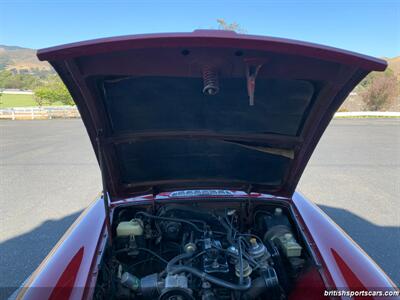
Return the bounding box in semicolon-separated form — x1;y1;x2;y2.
0;118;399;298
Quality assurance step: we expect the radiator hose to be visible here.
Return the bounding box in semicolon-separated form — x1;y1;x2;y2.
241;267;280;300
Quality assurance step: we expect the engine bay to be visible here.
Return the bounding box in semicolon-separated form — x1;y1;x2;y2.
94;201;319;300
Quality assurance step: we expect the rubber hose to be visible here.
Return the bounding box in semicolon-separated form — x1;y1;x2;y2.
166;252;193;273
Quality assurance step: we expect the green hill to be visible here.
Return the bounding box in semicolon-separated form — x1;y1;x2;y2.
0;45;53;75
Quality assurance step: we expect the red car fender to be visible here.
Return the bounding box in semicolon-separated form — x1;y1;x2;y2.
292;192;399;299
17;197;106;300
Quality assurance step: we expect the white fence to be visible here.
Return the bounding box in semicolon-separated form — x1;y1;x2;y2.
0;106;80;120
334;111;400;117
0;107;399;120
1;89;34;95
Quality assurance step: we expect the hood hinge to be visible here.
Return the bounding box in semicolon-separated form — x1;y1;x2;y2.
97;129;113;246
151;187;158;213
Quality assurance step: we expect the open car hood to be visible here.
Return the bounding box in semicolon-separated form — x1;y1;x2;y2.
37;30;386;200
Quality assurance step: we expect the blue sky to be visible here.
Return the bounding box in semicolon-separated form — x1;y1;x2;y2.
0;0;399;58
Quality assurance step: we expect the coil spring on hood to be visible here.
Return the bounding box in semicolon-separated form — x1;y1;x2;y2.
202;65;219;96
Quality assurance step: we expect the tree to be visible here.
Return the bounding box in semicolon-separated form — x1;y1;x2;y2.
34;77;74;106
216;19;246;33
34;85;52;107
361;70;398;111
0;70;42;90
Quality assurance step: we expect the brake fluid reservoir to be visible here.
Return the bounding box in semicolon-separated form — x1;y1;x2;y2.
116;219;144;237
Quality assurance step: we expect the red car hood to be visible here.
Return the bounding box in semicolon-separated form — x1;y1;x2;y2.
37;30;386;200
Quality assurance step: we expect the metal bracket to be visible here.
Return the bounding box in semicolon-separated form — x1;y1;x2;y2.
245;60;264;106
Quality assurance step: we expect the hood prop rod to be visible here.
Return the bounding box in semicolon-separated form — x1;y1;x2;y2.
245;60;264;106
97;129;113;246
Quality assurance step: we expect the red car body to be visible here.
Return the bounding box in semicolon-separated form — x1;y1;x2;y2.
16;193;398;300
15;31;398;299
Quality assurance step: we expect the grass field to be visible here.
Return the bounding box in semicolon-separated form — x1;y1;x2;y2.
0;93;64;108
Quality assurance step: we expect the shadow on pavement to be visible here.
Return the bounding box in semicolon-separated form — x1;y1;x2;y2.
318;205;399;287
0;211;82;300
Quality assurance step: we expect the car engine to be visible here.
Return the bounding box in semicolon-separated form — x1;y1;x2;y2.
94;203;310;300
